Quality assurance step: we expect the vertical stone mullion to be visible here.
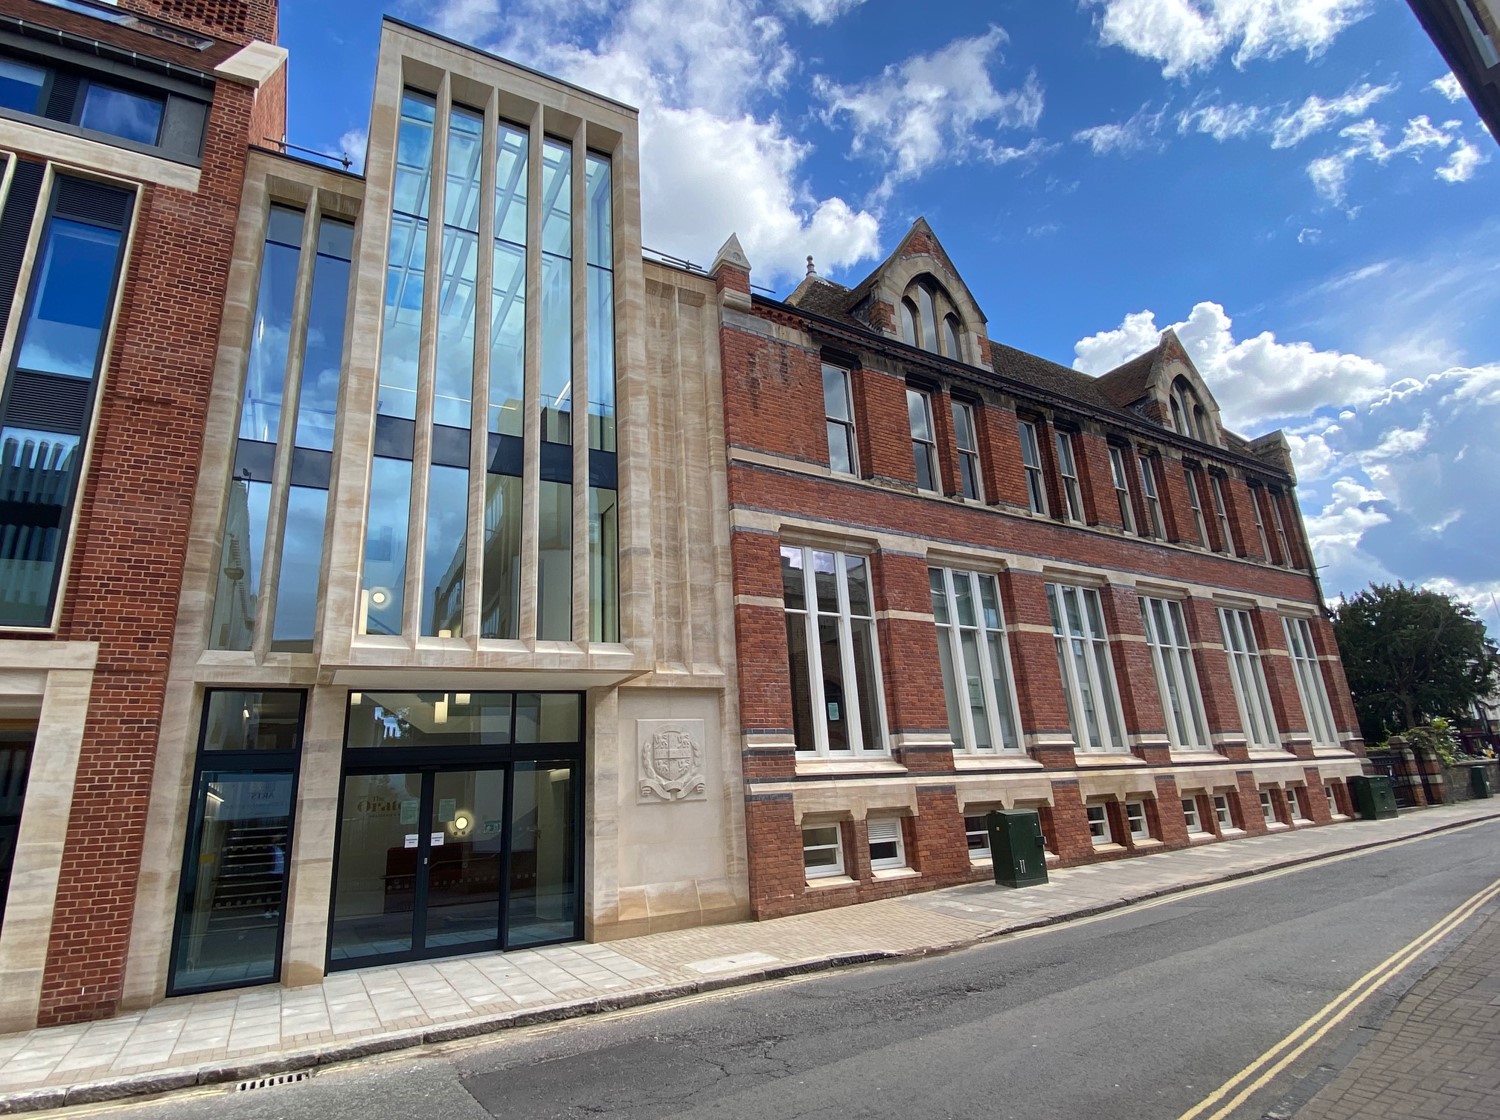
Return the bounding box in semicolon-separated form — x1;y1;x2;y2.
570;124;589;645
518;102;543;647
464;90;499;648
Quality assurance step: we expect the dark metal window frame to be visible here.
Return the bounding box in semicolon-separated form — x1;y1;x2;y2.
0;33;210;165
165;688;308;997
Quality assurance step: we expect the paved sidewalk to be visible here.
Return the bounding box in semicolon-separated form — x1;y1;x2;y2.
1;803;1498;1114
1297;896;1500;1120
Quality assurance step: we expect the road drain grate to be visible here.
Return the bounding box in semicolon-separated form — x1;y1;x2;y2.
236;1070;313;1092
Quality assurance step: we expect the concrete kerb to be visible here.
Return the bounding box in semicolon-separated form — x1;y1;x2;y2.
5;807;1499;1116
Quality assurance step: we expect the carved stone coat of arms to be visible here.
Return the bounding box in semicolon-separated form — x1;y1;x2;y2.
637;719;708;803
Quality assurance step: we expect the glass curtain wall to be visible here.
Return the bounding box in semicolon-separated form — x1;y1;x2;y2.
213;203;354;652
586;153;618;643
364;89;618;648
485;120;528;640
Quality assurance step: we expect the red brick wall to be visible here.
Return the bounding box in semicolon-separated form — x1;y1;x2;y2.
718;299;1366;919
248;59;287;149
34;80;258;1026
119;0;278;45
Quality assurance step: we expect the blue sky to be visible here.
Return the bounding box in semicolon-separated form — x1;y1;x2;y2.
282;0;1500;630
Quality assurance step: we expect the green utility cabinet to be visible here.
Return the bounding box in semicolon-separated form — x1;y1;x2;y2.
1472;766;1493;800
1348;775;1399;820
986;809;1049;888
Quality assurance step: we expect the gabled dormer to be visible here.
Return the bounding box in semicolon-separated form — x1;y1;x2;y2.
1097;329;1225;448
784;218;990;367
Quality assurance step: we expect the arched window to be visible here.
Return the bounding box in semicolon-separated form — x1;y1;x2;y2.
901;276;965;361
900;298;919;347
1170;377;1213;443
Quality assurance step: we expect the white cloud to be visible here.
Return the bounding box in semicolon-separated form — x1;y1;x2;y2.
1306;115;1472;206
1437;138;1489;183
1082;0;1373;78
419;0;881;284
780;0;865;22
1074;104;1166;155
1297;226;1322;244
1177;100;1266;140
426;0;501;42
1073;300;1390;428
1270;83;1394;147
1429;72;1464;102
1176;82;1395;149
814;27;1046;199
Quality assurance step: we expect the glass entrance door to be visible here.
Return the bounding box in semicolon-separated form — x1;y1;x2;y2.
330;691;584;969
330;764;573;967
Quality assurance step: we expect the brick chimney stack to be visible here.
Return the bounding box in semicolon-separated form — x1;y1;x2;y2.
117;0;279;47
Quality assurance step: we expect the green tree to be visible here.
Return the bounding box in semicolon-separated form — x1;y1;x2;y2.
1331;582;1500;744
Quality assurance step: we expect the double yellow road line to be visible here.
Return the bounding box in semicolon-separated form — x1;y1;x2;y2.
1178;875;1500;1120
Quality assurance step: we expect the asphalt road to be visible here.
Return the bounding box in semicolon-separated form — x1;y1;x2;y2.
68;820;1500;1120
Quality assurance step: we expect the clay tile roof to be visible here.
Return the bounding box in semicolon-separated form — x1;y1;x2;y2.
784;276;866;328
1094;346;1160;409
987;342;1130;416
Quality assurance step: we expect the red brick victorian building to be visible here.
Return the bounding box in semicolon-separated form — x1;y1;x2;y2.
710;220;1366;918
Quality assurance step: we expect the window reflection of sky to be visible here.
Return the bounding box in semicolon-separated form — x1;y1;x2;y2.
17;219;120;379
80;83;163;144
0;59;44;113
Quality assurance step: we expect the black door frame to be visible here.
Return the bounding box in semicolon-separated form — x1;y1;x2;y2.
327;691;585;972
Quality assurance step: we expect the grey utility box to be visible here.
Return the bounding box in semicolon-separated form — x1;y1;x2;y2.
986;809;1049;888
1349;774;1399;820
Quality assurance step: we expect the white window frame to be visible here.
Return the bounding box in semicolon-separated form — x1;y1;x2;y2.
964;814;992;861
1087;804;1114;847
1209;474;1234;554
1055;430;1085;523
867;816;907;871
1047;583;1128;753
952;399;982;501
1324;782;1340;816
1108;446;1135;533
1283;616;1338;747
1140;596;1211;752
781;545;890;758
1125;800;1150;840
1213;793;1234;831
1018;420;1048;515
1182;797;1203;834
1185;467;1209;547
802;824;845;879
822;363;857;477
930;568;1024;754
1139;454;1165;538
907;387;938;493
1259;788;1277;824
1219;607;1280;751
1286;786;1306;821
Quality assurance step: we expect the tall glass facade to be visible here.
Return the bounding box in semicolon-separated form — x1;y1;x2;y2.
360;91;619;648
215;202;353;652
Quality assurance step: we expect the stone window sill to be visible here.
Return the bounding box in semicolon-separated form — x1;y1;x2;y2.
872;866;921;882
806;874;856;890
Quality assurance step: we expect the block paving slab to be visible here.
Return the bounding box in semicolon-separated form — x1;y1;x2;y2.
1296;891;1500;1120
2;802;1498;1114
